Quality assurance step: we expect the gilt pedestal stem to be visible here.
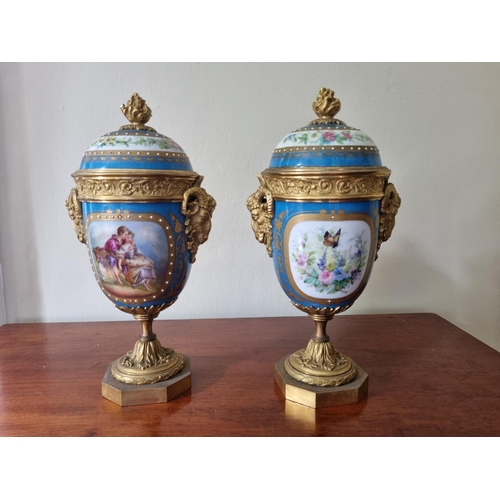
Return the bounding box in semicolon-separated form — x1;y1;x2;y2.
110;303;185;386
283;304;358;388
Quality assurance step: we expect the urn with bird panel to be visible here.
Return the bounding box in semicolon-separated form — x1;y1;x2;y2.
247;88;401;408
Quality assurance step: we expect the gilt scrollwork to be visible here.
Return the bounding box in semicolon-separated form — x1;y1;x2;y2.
376;182;401;259
181;181;216;263
246;174;274;257
290;301;352;318
336;176;387;196
111;342;185;385
65;188;86;244
260;168;390;201
265;177;332;197
72;173;198;202
285;343;357;387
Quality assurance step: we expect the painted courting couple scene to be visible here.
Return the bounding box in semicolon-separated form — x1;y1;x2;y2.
90;222;168;298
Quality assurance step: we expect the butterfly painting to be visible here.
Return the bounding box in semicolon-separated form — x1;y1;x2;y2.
323;229;341;248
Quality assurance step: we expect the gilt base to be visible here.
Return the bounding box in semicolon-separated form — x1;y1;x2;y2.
274;356;368;409
102;355;191;407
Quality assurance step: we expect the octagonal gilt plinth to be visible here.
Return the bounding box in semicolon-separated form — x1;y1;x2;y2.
102;356;191;407
274;357;368;409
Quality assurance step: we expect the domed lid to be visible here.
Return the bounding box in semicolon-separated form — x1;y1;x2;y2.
79;93;193;172
269;88;382;168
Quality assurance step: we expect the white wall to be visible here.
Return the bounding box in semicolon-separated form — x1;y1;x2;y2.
1;62;499;351
0;264;6;326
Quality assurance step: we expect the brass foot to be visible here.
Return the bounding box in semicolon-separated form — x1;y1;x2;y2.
111;338;185;385
103;356;192;406
284;338;357;387
275;357;368;409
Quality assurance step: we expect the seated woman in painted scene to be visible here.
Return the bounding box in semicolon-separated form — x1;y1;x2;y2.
116;230;157;291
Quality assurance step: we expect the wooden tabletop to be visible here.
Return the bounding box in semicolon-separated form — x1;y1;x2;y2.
0;313;499;436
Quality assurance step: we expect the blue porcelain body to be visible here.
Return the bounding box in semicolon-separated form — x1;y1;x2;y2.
264;118;386;311
76;127;197;310
272;200;379;309
82;201;191;308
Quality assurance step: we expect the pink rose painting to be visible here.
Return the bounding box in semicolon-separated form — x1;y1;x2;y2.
321;131;337;143
318;270;335;285
296;253;308;267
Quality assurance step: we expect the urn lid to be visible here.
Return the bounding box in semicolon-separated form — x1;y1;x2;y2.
79;93;193;172
269;88;382;168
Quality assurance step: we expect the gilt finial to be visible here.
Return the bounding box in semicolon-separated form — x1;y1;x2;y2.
309;87;345;125
119;93;157;132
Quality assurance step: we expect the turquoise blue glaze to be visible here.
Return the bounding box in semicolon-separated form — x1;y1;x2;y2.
269;150;382;168
80;155;193;171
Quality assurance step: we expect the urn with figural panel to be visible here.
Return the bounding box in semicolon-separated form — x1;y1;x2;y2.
66;93;216;406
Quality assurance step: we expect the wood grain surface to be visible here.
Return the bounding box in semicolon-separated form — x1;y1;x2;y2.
0;313;499;436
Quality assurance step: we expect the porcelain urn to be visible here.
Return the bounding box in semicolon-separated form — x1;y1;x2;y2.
247;88;400;408
66;93;216;405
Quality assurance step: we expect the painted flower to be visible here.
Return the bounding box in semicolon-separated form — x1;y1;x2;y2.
354;132;371;142
293;228;369;295
322;131;337;143
168;139;183;151
319;270;335;285
333;267;349;281
317;255;327;272
298;133;309;144
341;131;353;140
296;253;308;267
97;137;119;147
156;140;169;149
